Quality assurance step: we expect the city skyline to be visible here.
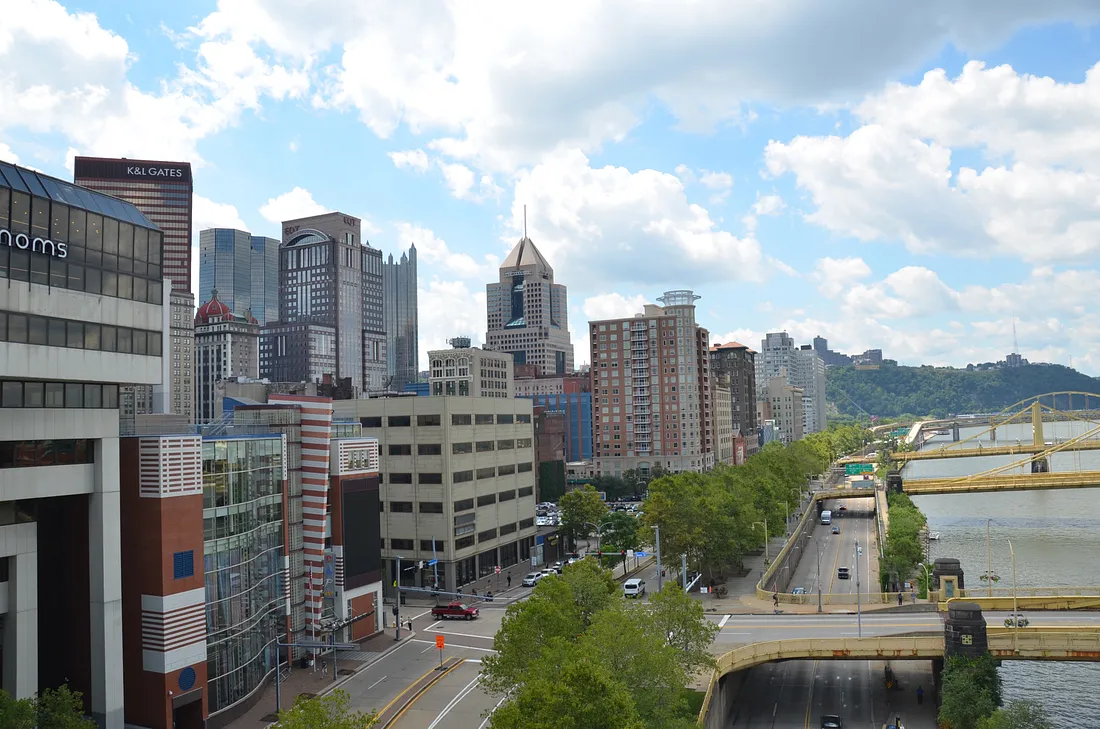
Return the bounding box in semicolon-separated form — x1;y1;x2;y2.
5;4;1100;373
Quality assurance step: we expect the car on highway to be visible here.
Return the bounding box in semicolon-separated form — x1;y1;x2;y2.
522;572;544;587
623;578;646;598
430;601;479;620
792;587;807;595
821;715;842;728
837;505;848;514
837;567;850;580
831;525;841;534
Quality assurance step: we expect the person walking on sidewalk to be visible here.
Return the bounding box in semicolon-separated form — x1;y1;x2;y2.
507;574;512;588
916;685;924;705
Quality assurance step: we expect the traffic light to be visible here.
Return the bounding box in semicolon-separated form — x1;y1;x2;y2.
596;550;602;558
621;549;627;558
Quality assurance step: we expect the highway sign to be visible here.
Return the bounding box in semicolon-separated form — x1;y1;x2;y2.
845;463;874;475
435;634;445;649
634;551;648;558
428;559;438;566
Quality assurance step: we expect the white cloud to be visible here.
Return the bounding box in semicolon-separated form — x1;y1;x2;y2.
389;148;431;170
571;292;649;366
813;257;872;298
183;1;1100;173
260;187;328;223
394;222;499;281
753;194;786;216
437;161;503;201
699;171;733;190
0;142;17;163
418;279;487;364
507;150;766;290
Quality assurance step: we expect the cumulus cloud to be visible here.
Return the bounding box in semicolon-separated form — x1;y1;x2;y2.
813;257;873;297
260;187;328;223
394;222;499;281
389;149;430;170
418;279;487;364
0;142;18;164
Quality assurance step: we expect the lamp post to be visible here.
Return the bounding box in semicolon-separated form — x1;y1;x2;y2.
805;534;823;613
781;501;790;535
919;562;931;602
1008;539;1019;653
753;520;769;562
855;539;862;638
653;525;663;592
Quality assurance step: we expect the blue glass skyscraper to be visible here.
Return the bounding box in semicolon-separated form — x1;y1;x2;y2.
198;228;279;324
525;392;593;462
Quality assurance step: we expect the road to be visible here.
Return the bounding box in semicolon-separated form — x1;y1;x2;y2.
786;497;876;603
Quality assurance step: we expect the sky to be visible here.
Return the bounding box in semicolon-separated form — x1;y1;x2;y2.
4;2;1100;374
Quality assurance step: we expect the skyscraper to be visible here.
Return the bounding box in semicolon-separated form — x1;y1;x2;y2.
485;234;573;375
194;289;260;422
198;228;280;325
754;332;826;435
261;212;366;394
73;156;193;292
589;290;713;477
362;243;386;393
383;244;418;391
710;341;758;450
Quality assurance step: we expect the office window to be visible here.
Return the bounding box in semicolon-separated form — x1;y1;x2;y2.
454;498;474;513
452;442;472;455
173;551;195;579
497;439;514;450
390;538;414;550
516;438;532;448
475;414;494;425
418;473;443;485
519;486;534;498
498;464;515;475
452;470;473;484
390;501;414;513
417;414;441;426
420;539;445;551
478;528;497;543
498;489;515;502
388;444;412;456
451;414;472;425
476;440;494;452
388;473;413;484
520;517;535;529
361;416;383;427
476;467;496;479
497;414;514;425
388;415;411;427
518;462;533;473
420;502;444;514
477;494;496;507
499;522;517;536
418;443;442;456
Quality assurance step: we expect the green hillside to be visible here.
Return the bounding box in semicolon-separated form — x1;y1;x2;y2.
826;363;1100;419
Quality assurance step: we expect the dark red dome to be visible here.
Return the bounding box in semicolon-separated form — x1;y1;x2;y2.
195;290;232;325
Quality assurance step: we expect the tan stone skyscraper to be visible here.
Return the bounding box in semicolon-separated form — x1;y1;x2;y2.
485;233;574;375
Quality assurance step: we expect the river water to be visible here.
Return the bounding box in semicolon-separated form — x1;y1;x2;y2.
907;419;1100;725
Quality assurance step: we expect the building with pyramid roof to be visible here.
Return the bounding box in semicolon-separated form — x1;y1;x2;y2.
485;233;574;375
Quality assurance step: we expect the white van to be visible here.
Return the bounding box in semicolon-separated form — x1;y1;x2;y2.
623;578;646;598
821;510;833;525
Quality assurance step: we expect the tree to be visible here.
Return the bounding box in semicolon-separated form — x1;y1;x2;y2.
645;584;719;672
978;701;1053;729
274;690;377;728
600;510;642;554
0;686;96;729
560;485;609;550
938;655;1002;729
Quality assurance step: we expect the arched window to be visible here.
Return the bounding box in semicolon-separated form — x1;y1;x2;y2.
431;359;444;377
445;358;456;377
457;357;469;377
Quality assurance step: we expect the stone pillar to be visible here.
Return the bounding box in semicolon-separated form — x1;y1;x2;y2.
90;437;125;729
1;522;38;699
951;422;960;442
886;472;903;494
944;601;988;659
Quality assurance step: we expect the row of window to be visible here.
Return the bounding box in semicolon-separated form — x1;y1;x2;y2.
387;523;534;552
0;249;165;305
0;311;162;355
386;461;533;484
1;381;120;409
0;438;95;469
361;412;531;428
388;438;533;457
381;486;533;514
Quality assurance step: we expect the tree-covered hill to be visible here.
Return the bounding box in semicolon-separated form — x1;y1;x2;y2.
826;363;1100;419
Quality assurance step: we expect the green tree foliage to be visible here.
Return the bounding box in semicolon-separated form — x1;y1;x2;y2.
560;484;609;550
601;510;643;553
483;561;715;729
0;686;97;729
274;689;376;728
978;701;1053;729
827;363;1100;419
938;655;1003;729
880;491;927;590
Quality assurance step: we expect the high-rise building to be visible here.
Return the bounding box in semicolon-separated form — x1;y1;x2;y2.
169;290;196;422
197;228;280;326
362;243;386;392
485;234;573;375
755;333;826;436
427;342;515;398
589;290;713;477
757;373;804;444
194;290;259;422
73;156;193;292
0;161;167;725
262;212;365;395
710;341;758;454
713;383;733;464
383;244;418;391
332;396;538;593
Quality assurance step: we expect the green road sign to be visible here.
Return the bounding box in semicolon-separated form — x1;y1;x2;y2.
845;463;874;475
890;428;909;438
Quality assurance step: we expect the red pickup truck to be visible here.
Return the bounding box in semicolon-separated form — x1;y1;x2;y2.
430;601;479;620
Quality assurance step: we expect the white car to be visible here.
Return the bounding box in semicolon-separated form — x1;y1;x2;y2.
522;572;544;587
540;568;557;579
623;578;646;598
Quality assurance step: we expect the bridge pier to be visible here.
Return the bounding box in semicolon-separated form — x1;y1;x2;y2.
944;601;988;658
932;558;965;599
990;426;996;442
952;422;960;442
1031;457;1049;474
886;471;903;494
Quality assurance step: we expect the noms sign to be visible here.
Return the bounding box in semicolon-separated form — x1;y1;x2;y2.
0;227;67;259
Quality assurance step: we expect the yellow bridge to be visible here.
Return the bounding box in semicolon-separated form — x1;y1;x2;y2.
698;627;1100;726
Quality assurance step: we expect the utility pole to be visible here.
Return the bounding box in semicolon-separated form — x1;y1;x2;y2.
855;539;862;638
654;525;663;592
394;556;402;641
681;553;688;592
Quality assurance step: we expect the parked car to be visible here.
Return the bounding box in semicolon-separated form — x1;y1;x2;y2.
837;568;850;580
541;568;558;579
431;601;479;620
821;715;842;729
550;561;564;574
623;578;646;598
522;572;543;587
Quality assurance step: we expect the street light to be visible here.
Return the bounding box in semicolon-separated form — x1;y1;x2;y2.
583;519;615;555
652;524;663;592
918;562;931;602
781;501;790;535
805;534;824;613
1008;539;1019;653
753;520;769;562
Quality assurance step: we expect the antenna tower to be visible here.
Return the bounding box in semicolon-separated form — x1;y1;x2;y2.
1013;318;1019;354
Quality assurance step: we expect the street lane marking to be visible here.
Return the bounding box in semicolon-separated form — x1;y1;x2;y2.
367;676;388;690
718;615;731;628
411;639;497;653
427;628;496;640
427;620;443;630
410;610;432;620
427;676;482;729
478;694;510;729
723;622;935;629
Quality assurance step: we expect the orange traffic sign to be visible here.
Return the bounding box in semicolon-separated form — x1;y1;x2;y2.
435;634;445;649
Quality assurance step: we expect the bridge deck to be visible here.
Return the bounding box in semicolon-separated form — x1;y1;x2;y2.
894;439;1100;461
902;470;1100;495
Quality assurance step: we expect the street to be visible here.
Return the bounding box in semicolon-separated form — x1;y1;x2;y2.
786;497;877;603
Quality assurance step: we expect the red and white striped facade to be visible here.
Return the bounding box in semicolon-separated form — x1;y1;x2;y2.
269;394;333;634
140;588;207;674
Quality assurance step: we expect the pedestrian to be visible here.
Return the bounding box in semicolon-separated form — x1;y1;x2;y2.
773;591;779;608
898;591;903;606
507;574;512;588
407;618;413;632
320;659;327;678
917;685;924;705
911;589;917;603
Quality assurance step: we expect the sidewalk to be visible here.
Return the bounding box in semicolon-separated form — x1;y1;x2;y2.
225;630;415;729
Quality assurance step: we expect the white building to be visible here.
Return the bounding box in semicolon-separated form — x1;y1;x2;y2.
0;163;168;727
428;343;515;398
331;396;539;592
193;289;259;422
755;332;826;436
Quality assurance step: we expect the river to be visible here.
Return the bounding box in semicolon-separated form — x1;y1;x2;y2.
906;419;1100;725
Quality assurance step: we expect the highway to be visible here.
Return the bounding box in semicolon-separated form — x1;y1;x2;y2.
786;497;876;602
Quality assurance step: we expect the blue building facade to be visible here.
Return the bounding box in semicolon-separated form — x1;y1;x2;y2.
198;228;279;324
527;392;592;462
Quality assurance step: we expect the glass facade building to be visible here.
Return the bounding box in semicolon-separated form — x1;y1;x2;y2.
198;228;279;325
383;244;418;391
528;392;593;462
73;156;193;293
202;435;285;714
